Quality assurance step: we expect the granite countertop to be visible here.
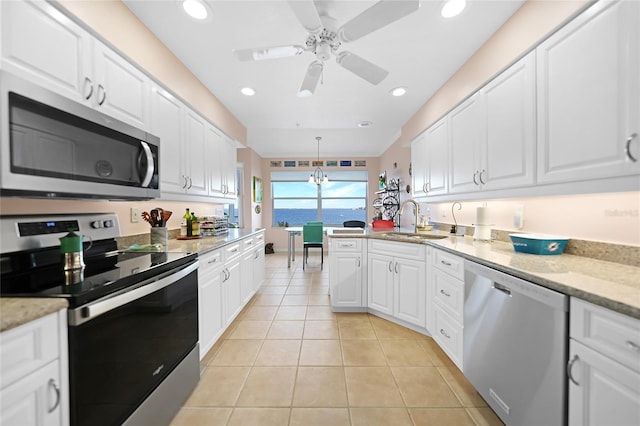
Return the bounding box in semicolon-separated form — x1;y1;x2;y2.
328;228;640;319
164;228;265;255
1;298;68;332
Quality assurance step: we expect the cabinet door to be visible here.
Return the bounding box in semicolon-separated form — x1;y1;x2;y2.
411;133;428;196
207;125;225;196
0;360;62;426
367;253;393;315
150;85;185;195
483;51;536;190
425;117;449;196
449;93;485;194
394;257;426;328
198;252;223;360
537;0;640;183
241;249;255;305
223;257;242;326
569;339;640;426
332;253;363;307
223;137;238;198
254;244;265;292
91;40;149;130
0;0;92;103
184;109;209;196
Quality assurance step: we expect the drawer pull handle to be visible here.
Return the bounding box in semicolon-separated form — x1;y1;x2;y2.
439;328;450;339
567;355;580;386
439;289;451;297
208;258;217;264
48;379;61;413
231;248;238;252
626;340;640;352
440;260;452;266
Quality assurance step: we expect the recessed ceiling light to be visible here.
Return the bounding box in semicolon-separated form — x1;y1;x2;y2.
182;0;209;20
358;121;373;128
441;0;467;18
390;87;407;97
240;87;256;96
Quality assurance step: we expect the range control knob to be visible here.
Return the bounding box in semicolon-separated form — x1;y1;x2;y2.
91;221;103;229
103;220;114;228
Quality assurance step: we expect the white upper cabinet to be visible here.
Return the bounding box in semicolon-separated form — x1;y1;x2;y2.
449;93;485;193
183;108;209;196
411;133;428;196
207;125;237;199
536;0;640;184
412;117;448;198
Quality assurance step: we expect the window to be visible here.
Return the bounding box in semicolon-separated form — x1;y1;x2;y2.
272;171;368;226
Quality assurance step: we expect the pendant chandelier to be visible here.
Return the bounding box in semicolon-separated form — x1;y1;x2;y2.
308;136;329;185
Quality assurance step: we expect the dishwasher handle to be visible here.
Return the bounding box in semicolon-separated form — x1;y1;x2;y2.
493;282;512;296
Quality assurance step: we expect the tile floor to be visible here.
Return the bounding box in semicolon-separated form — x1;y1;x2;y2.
170;253;504;426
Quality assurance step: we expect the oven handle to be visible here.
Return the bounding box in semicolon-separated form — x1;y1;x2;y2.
69;260;199;326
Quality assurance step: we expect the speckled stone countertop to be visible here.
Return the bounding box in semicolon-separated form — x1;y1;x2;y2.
163;228;265;255
1;298;67;332
328;229;640;319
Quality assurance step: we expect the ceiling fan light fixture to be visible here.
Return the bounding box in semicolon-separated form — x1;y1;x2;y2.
240;87;256;96
310;136;328;185
182;0;209;20
441;0;467;18
390;87;407;97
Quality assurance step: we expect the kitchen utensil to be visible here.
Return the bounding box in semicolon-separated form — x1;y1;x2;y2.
141;212;153;226
150;209;160;227
162;210;172;226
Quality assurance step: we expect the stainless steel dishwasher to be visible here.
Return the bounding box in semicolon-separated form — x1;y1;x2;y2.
464;260;568;426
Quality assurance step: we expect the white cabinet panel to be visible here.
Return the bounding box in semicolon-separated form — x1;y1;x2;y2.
198;249;223;360
183;109;208;196
367;253;394;316
449;93;485;194
394;257;426;327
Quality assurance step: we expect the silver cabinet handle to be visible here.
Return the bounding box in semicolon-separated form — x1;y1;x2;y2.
394;262;399;274
230;248;238;253
479;169;487;184
97;84;106;105
182;175;189;189
626;340;640;352
208;258;218;264
422;183;428;193
440;328;450;339
567;354;580;386
255;250;259;259
388;261;393;272
439;289;451;297
48;378;60;413
187;176;193;190
626;133;638;162
357;257;360;267
440;260;452;266
426;182;431;193
473;170;479;185
84;77;94;100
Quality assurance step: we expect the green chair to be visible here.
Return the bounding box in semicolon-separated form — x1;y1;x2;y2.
303;222;323;270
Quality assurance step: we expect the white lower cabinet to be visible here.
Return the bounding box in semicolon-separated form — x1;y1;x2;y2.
568;298;640;426
197;249;223;360
0;310;69;426
222;246;242;327
241;237;256;305
329;238;366;310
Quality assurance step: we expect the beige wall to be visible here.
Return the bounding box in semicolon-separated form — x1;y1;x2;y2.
57;0;246;145
237;147;264;230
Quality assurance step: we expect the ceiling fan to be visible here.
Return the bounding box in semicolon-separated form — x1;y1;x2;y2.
233;0;420;97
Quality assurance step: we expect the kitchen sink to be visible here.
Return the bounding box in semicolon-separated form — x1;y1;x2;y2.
376;232;449;241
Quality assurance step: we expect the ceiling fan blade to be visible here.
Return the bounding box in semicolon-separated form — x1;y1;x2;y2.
338;0;420;43
233;45;305;62
298;61;323;97
288;0;322;33
336;52;388;85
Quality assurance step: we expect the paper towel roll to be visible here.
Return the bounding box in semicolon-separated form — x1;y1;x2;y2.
476;206;489;225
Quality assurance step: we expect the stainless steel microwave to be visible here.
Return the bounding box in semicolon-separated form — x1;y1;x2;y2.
0;71;160;200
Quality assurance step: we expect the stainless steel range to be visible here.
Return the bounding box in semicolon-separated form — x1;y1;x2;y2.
0;213;200;426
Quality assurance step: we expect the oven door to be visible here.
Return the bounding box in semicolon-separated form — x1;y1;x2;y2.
67;260;198;426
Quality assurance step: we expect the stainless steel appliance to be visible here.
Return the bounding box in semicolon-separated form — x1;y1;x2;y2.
464;260;568;426
0;71;160;200
0;213;199;426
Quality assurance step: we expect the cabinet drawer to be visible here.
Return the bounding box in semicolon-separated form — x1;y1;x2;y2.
433;305;463;370
368;239;425;261
223;242;242;262
332;238;362;252
433;249;464;281
0;312;60;390
254;232;265;243
242;237;255;250
200;249;222;272
571;298;640;372
433;269;464;323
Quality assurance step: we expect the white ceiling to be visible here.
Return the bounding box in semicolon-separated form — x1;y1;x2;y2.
123;0;525;158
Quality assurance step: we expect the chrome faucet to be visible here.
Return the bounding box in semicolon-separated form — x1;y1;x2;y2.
400;199;420;233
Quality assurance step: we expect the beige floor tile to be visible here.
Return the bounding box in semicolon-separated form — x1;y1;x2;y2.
169;407;232;426
379;339;433;366
303;320;340;339
241;306;278;321
341;339;387;366
299;339;343;365
254;339;301;366
391;367;461;407
437;366;487;407
344;367;404;407
308;286;330;294
307;294;331;305
286;286;312;295
289;277;313;286
292;366;348;407
227;320;272;340
281;294;310;306
417;339;457;368
408;408;476;426
227;407;291;426
336;313;372;322
370;316;423;339
290;408;350;426
258;286;288;295
339;320;377;339
210;340;262;366
252;294;284;306
350;407;413;426
184;366;250;406
236;367;297;407
266;320;305;339
306;305;337;320
465;407;505;426
275;306;307;320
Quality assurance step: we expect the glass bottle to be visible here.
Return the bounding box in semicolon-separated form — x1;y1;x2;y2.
191;212;199;237
182;208;192;236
